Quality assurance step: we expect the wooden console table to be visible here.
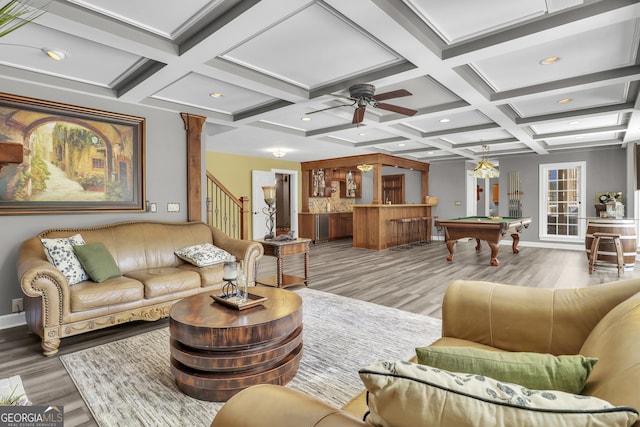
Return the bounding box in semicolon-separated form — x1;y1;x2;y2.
255;238;310;288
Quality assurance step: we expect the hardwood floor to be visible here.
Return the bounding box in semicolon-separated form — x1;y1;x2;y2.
1;238;638;426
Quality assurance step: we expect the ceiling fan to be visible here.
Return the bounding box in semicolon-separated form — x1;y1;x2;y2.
306;83;418;125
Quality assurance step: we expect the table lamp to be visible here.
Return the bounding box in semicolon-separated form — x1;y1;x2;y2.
262;185;277;240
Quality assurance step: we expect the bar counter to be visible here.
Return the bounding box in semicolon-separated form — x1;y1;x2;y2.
352;204;433;250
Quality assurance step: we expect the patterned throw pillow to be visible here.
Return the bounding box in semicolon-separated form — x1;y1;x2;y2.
175;243;232;267
359;360;639;427
40;234;89;285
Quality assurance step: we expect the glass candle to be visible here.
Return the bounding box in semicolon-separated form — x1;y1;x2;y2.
222;259;237;281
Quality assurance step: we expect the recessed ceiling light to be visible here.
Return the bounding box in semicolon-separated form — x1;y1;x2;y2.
557;98;573;104
568;121;580;125
540;56;560;65
398;143;405;147
301;117;311;121
209;93;224;98
359;133;367;136
576;135;585;139
427;151;434;155
42;48;67;61
439;118;450;123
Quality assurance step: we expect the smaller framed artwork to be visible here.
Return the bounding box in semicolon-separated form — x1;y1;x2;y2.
0;92;145;214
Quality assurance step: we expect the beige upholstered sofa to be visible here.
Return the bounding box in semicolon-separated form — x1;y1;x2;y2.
17;220;263;356
210;278;640;427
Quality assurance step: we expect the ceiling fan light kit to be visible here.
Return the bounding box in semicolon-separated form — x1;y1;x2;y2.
357;164;373;173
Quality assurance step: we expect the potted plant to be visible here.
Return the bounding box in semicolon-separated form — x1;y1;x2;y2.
0;0;47;38
0;384;29;406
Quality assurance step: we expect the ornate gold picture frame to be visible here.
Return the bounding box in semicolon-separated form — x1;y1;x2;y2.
0;93;145;214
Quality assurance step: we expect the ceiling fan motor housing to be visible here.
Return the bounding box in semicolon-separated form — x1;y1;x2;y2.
349;83;376;100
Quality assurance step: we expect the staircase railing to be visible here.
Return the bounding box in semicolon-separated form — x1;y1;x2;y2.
206;171;249;240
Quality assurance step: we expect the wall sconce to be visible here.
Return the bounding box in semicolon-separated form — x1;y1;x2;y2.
262;185;277;240
357;164;373;173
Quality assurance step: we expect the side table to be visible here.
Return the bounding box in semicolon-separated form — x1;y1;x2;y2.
255;238;310;288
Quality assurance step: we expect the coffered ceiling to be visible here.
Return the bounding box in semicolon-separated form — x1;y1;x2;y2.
1;0;639;165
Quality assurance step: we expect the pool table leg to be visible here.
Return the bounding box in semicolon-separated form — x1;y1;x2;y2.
474;239;482;251
488;242;500;266
511;234;520;254
445;240;456;262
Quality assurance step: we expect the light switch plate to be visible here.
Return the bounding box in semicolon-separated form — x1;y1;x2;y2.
150;203;157;213
167;203;180;212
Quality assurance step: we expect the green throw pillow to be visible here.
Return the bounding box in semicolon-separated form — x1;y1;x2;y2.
415;346;597;394
73;243;121;283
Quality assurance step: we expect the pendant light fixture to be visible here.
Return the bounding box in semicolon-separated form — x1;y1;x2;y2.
472;145;499;179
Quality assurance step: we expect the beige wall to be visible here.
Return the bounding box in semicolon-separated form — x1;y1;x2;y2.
205;152;302;237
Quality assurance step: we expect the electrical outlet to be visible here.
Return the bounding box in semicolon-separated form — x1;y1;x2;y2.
167;203;180;212
12;298;23;313
150;202;157;213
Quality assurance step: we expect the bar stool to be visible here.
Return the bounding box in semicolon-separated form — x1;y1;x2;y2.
411;217;428;246
390;218;412;250
421;216;434;244
589;232;624;277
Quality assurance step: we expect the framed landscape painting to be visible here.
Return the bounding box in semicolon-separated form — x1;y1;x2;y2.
0;93;145;214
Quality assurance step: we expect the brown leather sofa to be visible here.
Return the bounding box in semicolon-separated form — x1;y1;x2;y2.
17;220;263;356
210;278;640;427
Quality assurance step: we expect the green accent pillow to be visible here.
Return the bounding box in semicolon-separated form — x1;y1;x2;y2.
73;243;122;283
415;346;597;394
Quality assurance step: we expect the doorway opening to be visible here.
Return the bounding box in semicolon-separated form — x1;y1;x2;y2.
251;169;298;241
276;173;291;235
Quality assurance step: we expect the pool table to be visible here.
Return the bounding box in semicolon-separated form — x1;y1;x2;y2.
435;216;532;266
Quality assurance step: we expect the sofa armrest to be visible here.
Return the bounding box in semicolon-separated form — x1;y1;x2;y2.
209;226;263;285
17;237;69;330
210;384;365;427
442;279;640;355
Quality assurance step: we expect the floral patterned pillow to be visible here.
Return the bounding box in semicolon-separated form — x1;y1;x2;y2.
359;360;639;427
41;234;89;285
175;243;232;267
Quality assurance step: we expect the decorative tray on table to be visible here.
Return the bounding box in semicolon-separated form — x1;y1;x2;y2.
211;292;267;310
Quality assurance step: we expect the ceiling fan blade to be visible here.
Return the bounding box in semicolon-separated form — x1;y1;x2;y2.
375;102;417;116
372;89;412;101
352;107;366;124
305;103;353;115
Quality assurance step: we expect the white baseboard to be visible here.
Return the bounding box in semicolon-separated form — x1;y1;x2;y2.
0;312;26;330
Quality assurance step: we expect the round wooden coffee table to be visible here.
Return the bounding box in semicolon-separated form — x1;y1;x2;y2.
169;286;303;402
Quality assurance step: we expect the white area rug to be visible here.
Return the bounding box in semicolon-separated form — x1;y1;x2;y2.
60;288;442;427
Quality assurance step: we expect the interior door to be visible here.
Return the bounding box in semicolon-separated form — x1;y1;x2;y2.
252;170;276;240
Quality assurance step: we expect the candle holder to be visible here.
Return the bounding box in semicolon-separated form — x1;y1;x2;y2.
222;258;239;299
262;185;277;240
219;259;248;304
